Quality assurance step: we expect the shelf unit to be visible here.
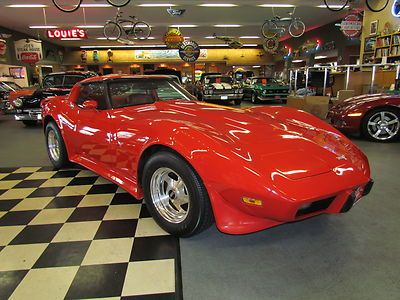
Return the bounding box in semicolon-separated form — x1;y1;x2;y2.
374;32;400;62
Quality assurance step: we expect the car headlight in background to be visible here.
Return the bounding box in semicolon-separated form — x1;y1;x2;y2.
13;98;23;108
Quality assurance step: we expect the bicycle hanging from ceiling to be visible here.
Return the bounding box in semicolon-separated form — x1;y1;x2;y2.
52;0;131;13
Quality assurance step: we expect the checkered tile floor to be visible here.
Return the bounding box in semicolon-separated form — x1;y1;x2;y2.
0;167;182;300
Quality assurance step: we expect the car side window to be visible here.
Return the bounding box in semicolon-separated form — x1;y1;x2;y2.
77;83;108;110
109;81;157;108
43;75;63;88
64;75;85;88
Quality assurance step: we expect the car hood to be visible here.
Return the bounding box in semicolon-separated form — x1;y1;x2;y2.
124;101;367;179
334;93;397;110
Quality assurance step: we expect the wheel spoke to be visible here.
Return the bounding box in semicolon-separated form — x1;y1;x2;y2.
380;112;386;121
368;121;377;126
384;127;395;136
387;119;399;125
373;129;382;137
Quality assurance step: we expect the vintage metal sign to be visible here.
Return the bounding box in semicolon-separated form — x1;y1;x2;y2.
14;39;43;64
340;14;362;37
163;28;184;48
179;40;200;62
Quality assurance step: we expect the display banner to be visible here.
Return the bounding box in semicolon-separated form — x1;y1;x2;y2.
14;39;43;64
135;49;207;60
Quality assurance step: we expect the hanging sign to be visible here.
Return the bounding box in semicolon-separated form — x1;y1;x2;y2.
340;14;362;37
179;40;200;62
0;39;6;56
46;28;88;39
14;39;43;64
163;28;184;48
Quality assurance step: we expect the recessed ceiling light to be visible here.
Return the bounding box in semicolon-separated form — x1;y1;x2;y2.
7;4;48;8
199;4;238;7
171;24;198;28
214;24;241;27
316;5;349;8
253;65;261;68
80;4;112;7
315;55;328;59
29;25;58;29
240;36;260;39
61;38;82;41
138;3;176;7
258;4;295;7
292;59;304;63
77;25;104;28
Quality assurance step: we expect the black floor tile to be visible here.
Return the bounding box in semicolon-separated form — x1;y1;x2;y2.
0;210;40;226
130;236;179;262
0;167;18;174
45;196;84;209
139;204;152;219
95;219;137;240
0;199;21;211
66;263;128;299
0;270;29;299
10;224;63;245
68;177;98;186
111;193;139;205
28;187;64;198
0;189;6;196
38;166;57;171
87;184;119;195
121;293;176;300
14;179;47;189
51;170;81;178
33;241;91;268
67;206;108;222
1;173;31;181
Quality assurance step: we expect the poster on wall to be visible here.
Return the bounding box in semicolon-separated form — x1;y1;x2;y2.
14;39;43;64
135;49;207;60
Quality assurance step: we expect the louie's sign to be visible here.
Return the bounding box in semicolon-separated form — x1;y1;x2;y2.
46;28;87;39
14;39;43;64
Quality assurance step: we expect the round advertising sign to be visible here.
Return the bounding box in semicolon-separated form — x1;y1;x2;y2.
263;37;279;53
341;14;362;37
179;40;200;62
164;28;184;48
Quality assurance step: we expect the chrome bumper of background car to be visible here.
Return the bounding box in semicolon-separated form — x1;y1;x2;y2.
259;95;288;101
204;94;243;101
15;109;42;121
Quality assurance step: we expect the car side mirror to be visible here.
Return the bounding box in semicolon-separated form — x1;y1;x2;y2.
81;100;98;110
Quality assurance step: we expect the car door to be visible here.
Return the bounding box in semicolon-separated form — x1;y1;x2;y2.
73;82;116;170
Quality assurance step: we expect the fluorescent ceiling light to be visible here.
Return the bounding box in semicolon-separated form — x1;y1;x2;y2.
7;4;48;8
61;38;82;41
253;65;261;68
80;45;167;49
138;3;176;7
29;25;58;29
123;24;152;28
96;37;108;40
205;36;215;39
316;5;349;8
80;4;112;7
184;36;191;39
77;25;104;28
292;59;304;63
171;24;198;28
258;4;295;7
199;4;238;7
315;55;328;59
243;44;258;47
240;36;260;39
214;24;241;27
199;44;229;47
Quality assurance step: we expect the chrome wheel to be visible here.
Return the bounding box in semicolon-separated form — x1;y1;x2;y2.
367;111;400;141
150;167;190;224
47;130;61;162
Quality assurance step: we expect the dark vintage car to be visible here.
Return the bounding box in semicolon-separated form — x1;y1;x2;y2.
0;81;22;114
242;77;290;103
196;74;243;105
12;71;96;126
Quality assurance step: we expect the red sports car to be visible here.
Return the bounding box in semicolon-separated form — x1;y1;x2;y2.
41;75;373;236
328;93;400;142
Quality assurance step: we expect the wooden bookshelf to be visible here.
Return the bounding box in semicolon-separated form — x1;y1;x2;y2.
374;32;400;62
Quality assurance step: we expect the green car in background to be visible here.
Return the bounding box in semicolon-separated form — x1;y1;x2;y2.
242;77;290;103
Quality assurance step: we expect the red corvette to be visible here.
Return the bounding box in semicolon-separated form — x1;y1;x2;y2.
41;75;373;236
328;93;400;142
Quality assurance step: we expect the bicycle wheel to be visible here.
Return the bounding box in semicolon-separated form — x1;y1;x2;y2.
52;0;82;13
132;21;152;40
323;0;349;11
366;0;389;12
289;20;305;38
103;21;122;41
262;20;279;39
107;0;130;7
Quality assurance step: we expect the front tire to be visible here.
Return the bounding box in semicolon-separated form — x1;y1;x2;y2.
251;93;259;104
361;108;400;142
45;122;69;169
23;120;37;127
142;151;213;237
234;98;242;105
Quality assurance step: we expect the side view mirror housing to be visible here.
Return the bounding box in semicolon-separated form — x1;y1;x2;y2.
81;100;98;110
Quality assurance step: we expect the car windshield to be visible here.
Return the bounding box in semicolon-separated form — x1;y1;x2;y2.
0;81;22;91
254;78;277;85
108;78;196;108
205;76;232;84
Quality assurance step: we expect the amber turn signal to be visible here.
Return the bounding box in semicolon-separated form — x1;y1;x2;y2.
242;197;263;206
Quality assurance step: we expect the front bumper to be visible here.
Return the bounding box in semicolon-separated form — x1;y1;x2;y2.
15;109;42;121
258;94;288;101
204;94;243;101
327;110;362;134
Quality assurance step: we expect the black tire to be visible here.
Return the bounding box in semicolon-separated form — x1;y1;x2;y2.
251;93;259;104
366;0;389;12
361;108;400;143
234;99;242;105
107;0;130;7
23;120;37;127
45;122;69;169
52;0;82;13
323;0;349;11
103;21;122;41
142;151;214;237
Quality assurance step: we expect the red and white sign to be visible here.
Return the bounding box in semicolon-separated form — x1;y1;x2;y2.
14;39;43;64
46;28;87;39
0;39;6;56
341;14;362;37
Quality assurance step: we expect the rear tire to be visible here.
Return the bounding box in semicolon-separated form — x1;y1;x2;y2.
23;120;37;127
142;151;214;237
234;99;242;105
45;122;69;169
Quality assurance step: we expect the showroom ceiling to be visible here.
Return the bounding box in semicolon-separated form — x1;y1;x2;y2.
0;0;349;48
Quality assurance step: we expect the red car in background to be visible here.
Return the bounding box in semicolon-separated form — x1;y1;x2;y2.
328;94;400;142
41;75;373;236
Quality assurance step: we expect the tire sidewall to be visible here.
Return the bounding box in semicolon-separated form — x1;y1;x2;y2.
361;108;400;142
45;122;69;169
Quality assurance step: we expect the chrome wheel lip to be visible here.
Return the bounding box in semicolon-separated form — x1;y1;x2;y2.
367;111;400;141
47;130;61;162
150;167;190;224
